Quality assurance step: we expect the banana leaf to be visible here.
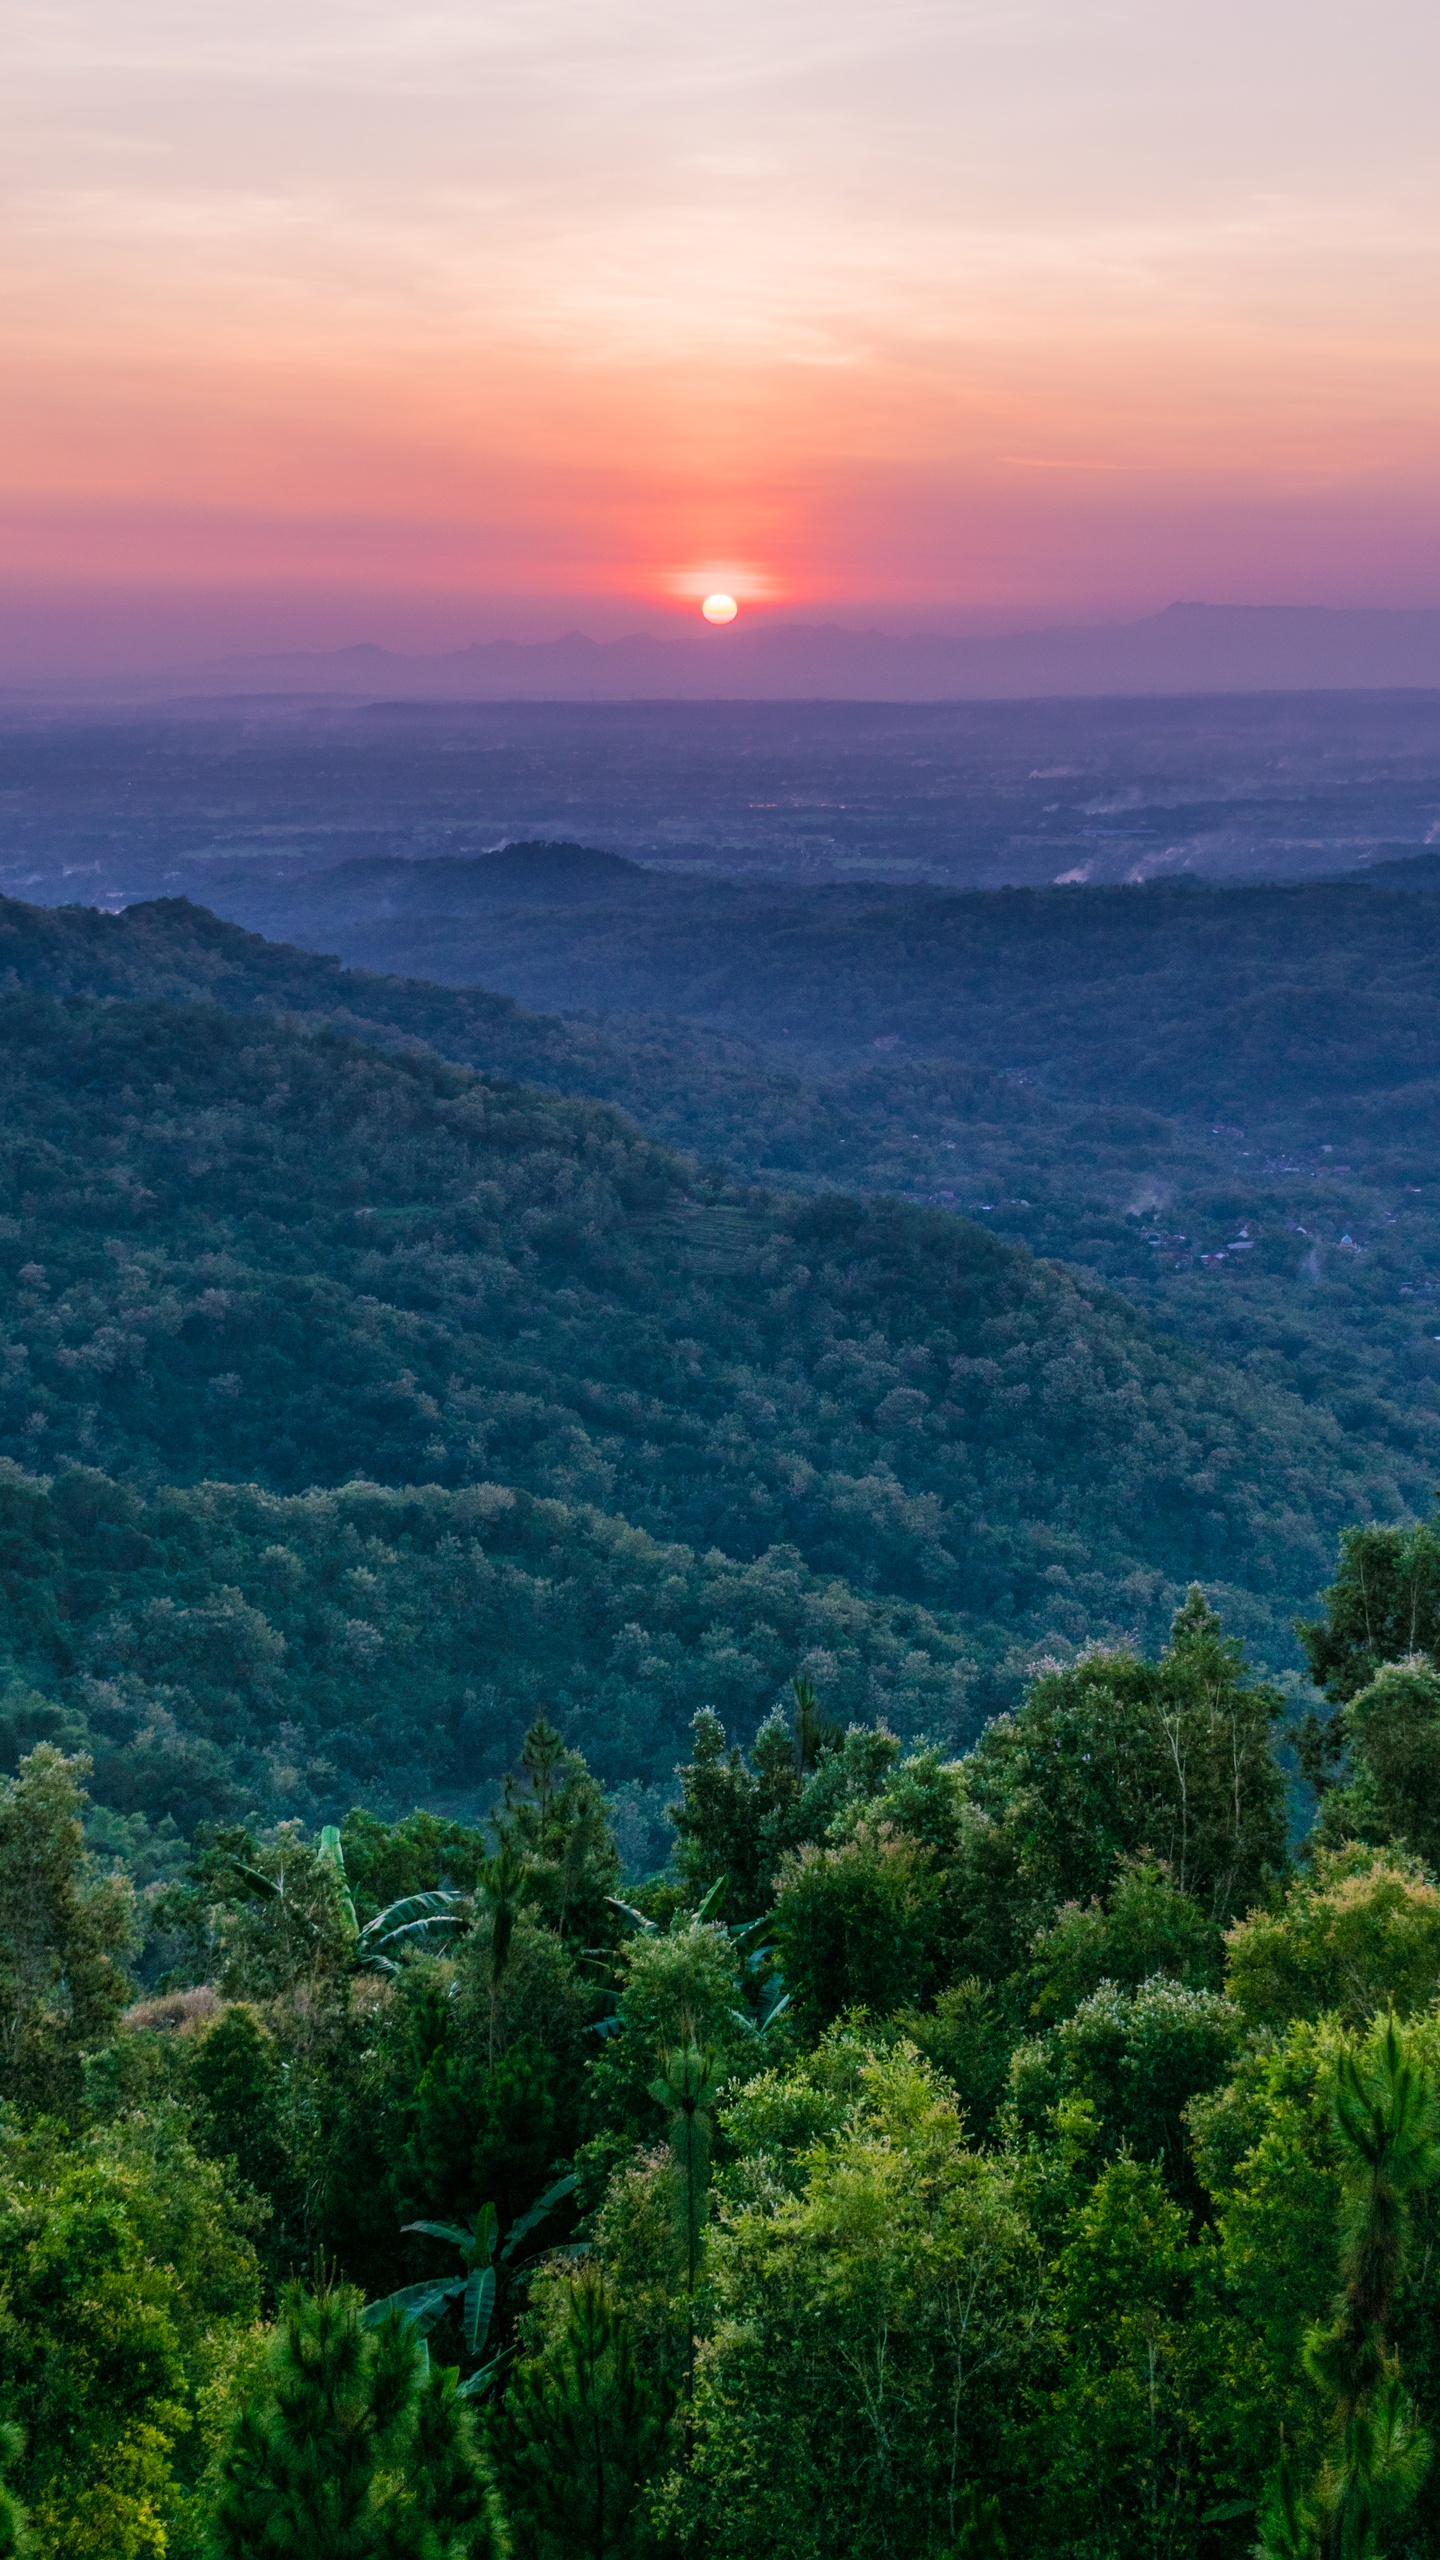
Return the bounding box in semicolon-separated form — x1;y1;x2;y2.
499;2172;576;2261
462;2264;496;2357
402;2219;476;2251
455;2349;508;2403
359;2276;462;2336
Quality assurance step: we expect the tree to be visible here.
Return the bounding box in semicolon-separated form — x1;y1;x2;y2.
219;1823;465;1999
1041;2158;1223;2560
186;2002;285;2177
200;1824;359;2000
1299;1515;1440;1705
681;2044;1040;2560
773;1821;941;2028
949;2483;1006;2556
1008;1977;1242;2198
495;2265;665;2560
0;2429;31;2560
1313;1658;1440;1870
667;1705;901;1909
648;2040;722;2409
1024;1857;1221;2022
494;1717;620;1945
407;2365;508;2559
589;2147;692;2418
1256;2019;1438;2560
0;1745;133;2113
585;1918;742;2158
209;2281;504;2559
0;2110;260;2559
475;1848;526;2069
969;1590;1286;1926
1224;1849;1440;2030
667;1708;800;1908
899;1977;1015;2144
388;1915;595;2239
1183;2013;1440;2518
791;1676;842;1774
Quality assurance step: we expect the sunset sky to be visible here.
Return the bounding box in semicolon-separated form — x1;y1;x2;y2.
7;0;1440;669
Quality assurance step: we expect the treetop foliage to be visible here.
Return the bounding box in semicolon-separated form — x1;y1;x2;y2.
1;1525;1440;2554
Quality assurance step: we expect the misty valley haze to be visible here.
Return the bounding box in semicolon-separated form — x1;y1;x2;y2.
24;601;1440;702
9;689;1440;904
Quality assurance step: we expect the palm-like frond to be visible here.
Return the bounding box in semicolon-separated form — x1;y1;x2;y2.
355;1889;466;1971
500;2172;575;2261
358;2276;464;2337
462;2265;497;2358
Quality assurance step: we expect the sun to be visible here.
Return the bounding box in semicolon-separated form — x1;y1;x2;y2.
701;593;738;624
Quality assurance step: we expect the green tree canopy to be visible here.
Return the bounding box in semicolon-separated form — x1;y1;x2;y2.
209;2283;504;2560
494;2265;665;2560
1224;1847;1440;2030
0;1745;133;2113
1301;1515;1440;1704
0;2111;259;2559
969;1590;1286;1925
681;2043;1040;2560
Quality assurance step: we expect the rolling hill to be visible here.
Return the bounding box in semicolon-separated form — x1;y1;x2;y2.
0;980;1388;1840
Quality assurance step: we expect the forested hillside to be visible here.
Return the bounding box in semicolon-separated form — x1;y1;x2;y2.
4;886;1440;1502
206;858;1440;1120
0;1465;972;1852
0;987;1379;1835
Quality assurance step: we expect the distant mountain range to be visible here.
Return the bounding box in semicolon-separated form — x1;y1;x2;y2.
170;602;1440;703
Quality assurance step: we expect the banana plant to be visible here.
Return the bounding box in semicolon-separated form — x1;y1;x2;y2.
361;2171;577;2399
608;1874;772;1962
606;1871;730;1938
607;1873;786;2038
317;1823;469;1972
726;1977;791;2042
226;1826;466;1975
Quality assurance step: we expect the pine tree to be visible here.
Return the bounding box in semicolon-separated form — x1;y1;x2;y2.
476;1847;526;2067
208;2280;504;2559
791;1675;842;1773
1257;2017;1439;2560
496;2268;664;2560
407;2365;510;2560
648;2038;722;2410
496;1715;619;1942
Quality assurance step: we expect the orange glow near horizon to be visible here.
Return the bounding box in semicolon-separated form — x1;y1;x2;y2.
6;0;1440;670
12;303;1440;654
